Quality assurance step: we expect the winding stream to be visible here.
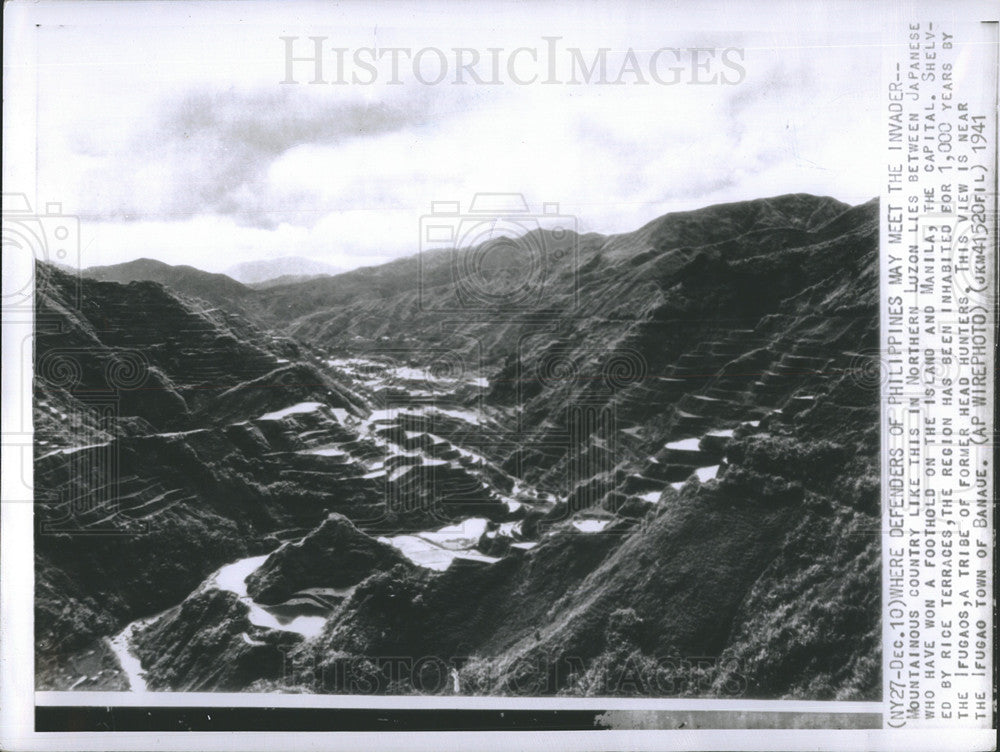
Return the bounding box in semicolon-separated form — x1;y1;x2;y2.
105;552;331;691
100;358;645;691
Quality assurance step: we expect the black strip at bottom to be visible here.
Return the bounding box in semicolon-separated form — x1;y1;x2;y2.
35;706;608;733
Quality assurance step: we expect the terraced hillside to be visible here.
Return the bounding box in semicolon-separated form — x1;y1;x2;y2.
81;257;266;324
35;194;880;699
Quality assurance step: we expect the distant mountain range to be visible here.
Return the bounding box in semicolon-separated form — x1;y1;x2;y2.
82;257;258;316
81;256;347;314
225;256;344;285
39;193;881;700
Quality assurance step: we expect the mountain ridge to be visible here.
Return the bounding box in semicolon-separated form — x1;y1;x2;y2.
82;257;263;323
35;192;881;700
226;256;345;285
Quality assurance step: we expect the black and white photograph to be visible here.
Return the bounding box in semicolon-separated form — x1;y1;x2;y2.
1;0;994;748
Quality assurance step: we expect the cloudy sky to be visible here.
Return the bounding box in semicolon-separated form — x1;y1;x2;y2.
18;0;885;273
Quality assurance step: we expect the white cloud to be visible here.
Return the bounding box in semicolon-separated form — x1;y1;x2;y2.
33;1;883;273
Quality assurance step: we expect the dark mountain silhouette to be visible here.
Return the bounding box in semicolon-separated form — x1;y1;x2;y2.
82;258;263;322
36;194;880;700
254;194;849;329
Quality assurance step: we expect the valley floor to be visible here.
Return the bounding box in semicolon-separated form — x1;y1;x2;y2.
33;195;882;699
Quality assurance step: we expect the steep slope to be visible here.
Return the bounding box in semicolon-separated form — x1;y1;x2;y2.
82;258;265;323
257;194;877;500
281;194;877;698
38;193;881;700
34;267;368;650
34;266;518;687
245;513;413;603
255;193;850;349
